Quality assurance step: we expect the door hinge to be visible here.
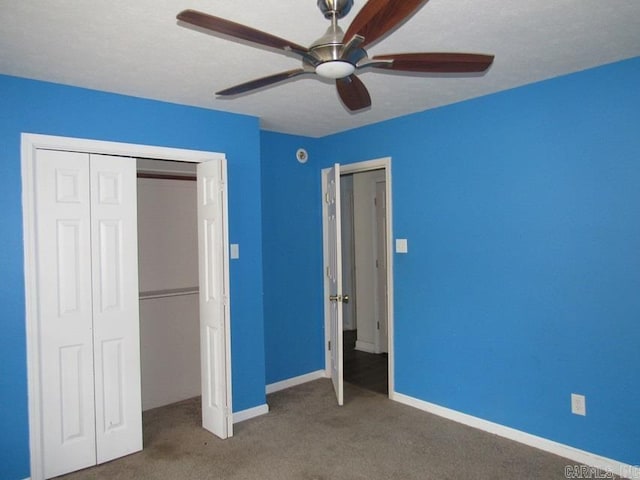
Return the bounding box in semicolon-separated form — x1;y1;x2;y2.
328;340;331;351
375;259;379;268
325;192;330;204
374;197;377;206
377;321;380;330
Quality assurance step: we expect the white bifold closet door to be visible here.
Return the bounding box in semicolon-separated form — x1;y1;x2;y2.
197;159;233;439
35;149;142;479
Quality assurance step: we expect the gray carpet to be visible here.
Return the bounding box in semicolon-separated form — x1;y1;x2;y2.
57;379;617;479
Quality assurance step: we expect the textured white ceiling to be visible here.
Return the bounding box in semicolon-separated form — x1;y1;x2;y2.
1;0;639;137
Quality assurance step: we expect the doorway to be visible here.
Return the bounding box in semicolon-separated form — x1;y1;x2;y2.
322;158;394;405
341;169;389;395
21;134;232;480
136;159;201;411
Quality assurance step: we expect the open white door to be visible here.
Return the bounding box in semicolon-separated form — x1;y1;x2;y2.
325;164;344;405
197;159;233;438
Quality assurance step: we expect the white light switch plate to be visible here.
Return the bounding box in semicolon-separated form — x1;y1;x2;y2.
230;244;240;259
396;239;408;253
571;393;586;416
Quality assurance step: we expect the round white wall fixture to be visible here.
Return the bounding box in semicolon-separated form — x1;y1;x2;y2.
296;148;309;164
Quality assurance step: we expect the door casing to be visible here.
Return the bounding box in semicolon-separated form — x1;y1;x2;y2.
21;133;233;480
322;157;394;397
373;179;389;354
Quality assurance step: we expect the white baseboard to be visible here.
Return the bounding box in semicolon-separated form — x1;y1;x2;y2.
391;391;635;479
233;403;269;424
355;340;376;354
266;370;327;394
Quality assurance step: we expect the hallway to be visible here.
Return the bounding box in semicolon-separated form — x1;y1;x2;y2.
343;329;388;395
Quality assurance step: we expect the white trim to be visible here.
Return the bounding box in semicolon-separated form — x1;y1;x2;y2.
21;136;43;480
266;370;327;394
392;392;634;478
22;133;225;163
322;157;395;396
355;340;376;354
220;161;234;437
21;133;230;480
232;404;269;424
340;158;390;174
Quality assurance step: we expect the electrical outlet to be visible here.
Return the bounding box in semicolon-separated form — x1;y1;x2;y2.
571;393;586;416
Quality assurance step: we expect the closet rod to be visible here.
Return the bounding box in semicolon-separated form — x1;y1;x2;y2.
137;172;196;181
139;287;199;300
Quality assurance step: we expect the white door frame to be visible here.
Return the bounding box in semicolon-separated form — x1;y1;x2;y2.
373;178;388;355
322;157;395;397
21;133;233;480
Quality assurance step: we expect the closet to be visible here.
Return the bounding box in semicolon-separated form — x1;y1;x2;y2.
136;159;201;411
34;149;142;479
25;136;232;480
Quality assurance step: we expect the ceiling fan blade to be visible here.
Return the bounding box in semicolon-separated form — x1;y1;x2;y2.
343;0;428;48
216;69;311;96
371;53;495;73
177;9;310;58
336;75;372;111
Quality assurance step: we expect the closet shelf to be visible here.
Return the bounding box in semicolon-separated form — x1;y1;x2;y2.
139;287;199;300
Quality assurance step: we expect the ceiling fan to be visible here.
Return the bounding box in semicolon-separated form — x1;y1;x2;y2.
177;0;494;112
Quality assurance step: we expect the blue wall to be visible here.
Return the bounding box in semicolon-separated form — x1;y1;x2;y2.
0;75;266;480
261;57;640;465
260;133;325;384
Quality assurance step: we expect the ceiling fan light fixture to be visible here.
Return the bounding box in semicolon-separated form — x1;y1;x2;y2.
316;60;355;79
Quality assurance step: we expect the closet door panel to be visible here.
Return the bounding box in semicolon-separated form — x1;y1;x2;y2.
197;160;232;439
90;154;143;463
35;149;97;479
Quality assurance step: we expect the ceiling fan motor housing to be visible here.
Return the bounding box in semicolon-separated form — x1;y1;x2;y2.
308;22;365;78
310;24;345;59
317;0;354;19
